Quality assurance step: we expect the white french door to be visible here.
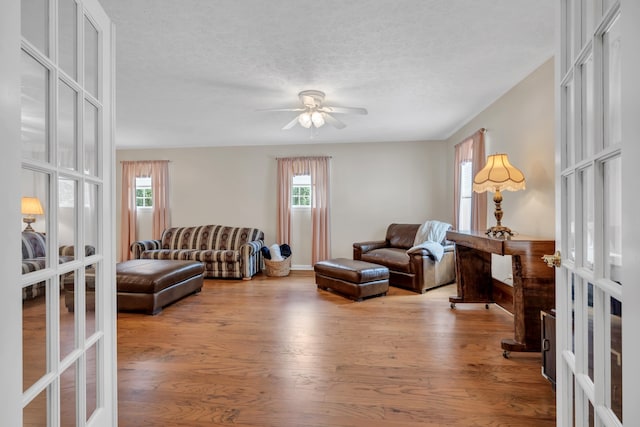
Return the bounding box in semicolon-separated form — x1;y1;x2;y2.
0;0;116;425
556;0;640;425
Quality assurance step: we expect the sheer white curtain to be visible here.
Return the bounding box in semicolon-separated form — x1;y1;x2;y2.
453;129;487;231
277;156;331;264
120;160;170;261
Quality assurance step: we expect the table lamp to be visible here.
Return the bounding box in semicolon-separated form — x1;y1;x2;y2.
21;197;44;232
473;153;525;237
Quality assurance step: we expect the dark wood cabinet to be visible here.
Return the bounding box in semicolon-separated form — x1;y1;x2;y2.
541;309;556;389
446;231;556;356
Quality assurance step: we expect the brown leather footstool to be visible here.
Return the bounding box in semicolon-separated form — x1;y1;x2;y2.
116;259;204;315
314;258;389;301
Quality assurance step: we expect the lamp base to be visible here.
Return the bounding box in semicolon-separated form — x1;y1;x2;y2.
23;217;35;232
485;225;514;238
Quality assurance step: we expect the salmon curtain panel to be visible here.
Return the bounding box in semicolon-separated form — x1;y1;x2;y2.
453;129;487;231
277;156;331;265
120;160;170;261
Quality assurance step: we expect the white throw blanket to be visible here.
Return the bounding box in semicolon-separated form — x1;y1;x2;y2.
406;220;452;262
269;243;284;261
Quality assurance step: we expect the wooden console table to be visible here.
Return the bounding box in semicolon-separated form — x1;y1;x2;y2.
446;230;555;357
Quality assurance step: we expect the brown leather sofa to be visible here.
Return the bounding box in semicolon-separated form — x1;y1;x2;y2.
353;223;456;293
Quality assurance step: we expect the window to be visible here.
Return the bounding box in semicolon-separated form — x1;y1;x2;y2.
135;176;152;208
458;161;472;231
291;175;311;207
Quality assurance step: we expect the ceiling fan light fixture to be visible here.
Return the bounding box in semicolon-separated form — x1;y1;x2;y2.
311;110;325;128
298;112;312;128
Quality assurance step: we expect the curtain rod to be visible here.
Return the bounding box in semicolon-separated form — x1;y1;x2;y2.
275;156;332;160
120;160;171;163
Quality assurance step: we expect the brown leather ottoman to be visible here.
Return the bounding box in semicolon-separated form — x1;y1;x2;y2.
314;258;389;301
116;259;204;315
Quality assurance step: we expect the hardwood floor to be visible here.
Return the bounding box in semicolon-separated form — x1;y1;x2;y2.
117;272;556;427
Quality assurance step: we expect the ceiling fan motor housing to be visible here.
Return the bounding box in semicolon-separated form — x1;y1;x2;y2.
298;90;326;108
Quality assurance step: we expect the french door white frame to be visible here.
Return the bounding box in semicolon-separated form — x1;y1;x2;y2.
0;0;116;426
555;0;640;425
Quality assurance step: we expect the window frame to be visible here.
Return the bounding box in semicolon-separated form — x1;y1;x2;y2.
291;174;311;208
135;176;152;209
457;160;473;231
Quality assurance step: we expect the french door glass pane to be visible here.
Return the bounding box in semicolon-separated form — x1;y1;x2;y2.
581;55;594;158
86;264;97;338
566;173;576;261
603;16;621;148
58;0;77;79
21;0;49;56
21;168;49;241
58;80;77;170
21;51;49;163
582;0;595;46
22;281;48;392
610;296;622;422
59;177;77;254
602;0;614;13
563;0;575;75
570;272;576;353
23;386;47;427
86;342;98;421
565;81;575;167
84;101;99;176
60;271;77;361
84;16;99;99
60;361;78;427
604;157;621;283
587;282;594;380
84;182;99;251
581;167;594;269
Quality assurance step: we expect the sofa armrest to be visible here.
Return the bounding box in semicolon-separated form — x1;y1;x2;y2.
353;240;387;259
240;240;263;256
240;239;264;278
59;245;96;257
130;239;162;259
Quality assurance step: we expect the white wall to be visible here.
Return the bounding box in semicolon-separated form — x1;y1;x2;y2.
116;140;450;267
117;142;452;266
446;57;556;239
446;58;555;281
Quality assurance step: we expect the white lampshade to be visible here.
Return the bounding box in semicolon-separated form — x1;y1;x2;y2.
473;153;526;193
21;197;44;215
298;112;312;128
21;196;44;232
311;111;325;128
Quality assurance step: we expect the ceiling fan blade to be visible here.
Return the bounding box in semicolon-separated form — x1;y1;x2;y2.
282;115;300;130
323;113;346;129
257;107;306;112
320;106;368;115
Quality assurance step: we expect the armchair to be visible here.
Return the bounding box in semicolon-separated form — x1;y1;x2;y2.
353;223;456;293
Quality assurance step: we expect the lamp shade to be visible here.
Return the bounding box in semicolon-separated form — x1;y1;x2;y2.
473;153;526;193
297;112;312;128
311;110;325;128
21;197;44;215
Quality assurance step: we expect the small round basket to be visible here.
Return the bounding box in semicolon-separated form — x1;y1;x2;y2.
264;256;291;277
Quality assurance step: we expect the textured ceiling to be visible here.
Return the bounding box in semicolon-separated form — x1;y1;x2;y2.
98;0;555;149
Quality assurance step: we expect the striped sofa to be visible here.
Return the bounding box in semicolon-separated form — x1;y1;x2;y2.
131;225;264;280
21;231;95;300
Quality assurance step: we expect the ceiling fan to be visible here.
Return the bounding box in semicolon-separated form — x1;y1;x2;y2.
263;90;368;130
